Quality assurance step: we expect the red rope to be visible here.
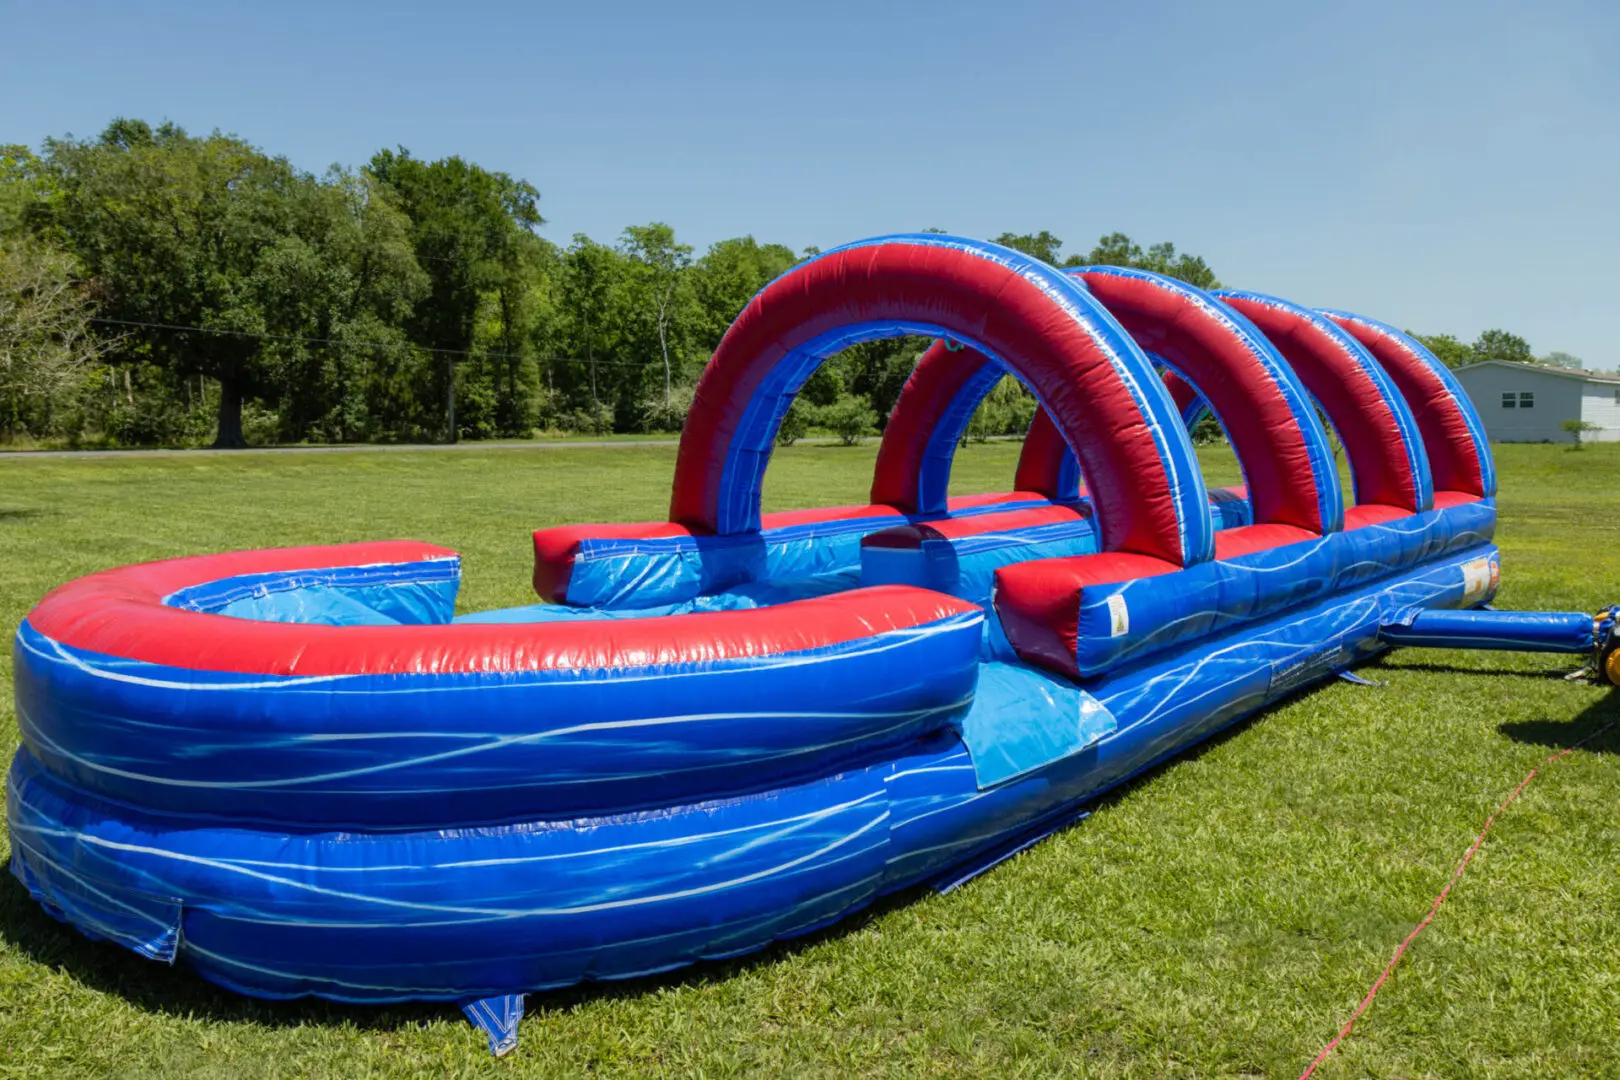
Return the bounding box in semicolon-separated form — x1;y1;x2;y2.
1299;725;1609;1079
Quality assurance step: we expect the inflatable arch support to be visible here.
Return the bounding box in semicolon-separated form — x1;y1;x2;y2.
15;232;1614;1058
876;268;1354;542
671;234;1215;566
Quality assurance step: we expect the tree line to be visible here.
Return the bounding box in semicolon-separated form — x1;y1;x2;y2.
0;119;1574;449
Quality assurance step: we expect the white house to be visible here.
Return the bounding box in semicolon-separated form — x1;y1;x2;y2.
1453;360;1620;443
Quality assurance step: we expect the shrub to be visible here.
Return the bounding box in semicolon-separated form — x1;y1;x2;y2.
1561;418;1601;448
817;392;878;445
637;384;696;433
776;398;811;446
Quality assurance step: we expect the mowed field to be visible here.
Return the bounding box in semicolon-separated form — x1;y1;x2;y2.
0;441;1617;1079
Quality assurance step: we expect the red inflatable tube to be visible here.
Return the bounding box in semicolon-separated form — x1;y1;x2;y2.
991;552;1183;678
31;543;982;678
1074;268;1328;534
671;240;1193;565
1325;314;1488;498
1222;295;1423;512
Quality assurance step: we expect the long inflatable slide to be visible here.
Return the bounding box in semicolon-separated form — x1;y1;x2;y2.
10;235;1617;1054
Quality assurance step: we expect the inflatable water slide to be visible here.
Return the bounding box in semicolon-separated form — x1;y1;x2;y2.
10;235;1617;1054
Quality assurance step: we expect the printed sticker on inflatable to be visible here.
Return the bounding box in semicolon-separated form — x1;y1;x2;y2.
1460;555;1497;605
1107;593;1130;638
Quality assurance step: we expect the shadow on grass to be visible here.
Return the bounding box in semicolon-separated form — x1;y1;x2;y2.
1369;657;1583;681
1499;688;1620;755
0;508;40;523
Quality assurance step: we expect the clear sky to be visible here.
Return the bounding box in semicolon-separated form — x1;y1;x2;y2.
4;0;1616;364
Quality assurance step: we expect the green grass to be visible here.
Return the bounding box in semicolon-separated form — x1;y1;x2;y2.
1;441;1617;1078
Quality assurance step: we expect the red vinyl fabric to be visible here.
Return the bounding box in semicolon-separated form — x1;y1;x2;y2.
871;339;998;511
1013;407;1075;500
669;240;1198;566
992;552;1183;678
862;504;1091;550
1211;523;1321;560
1325;315;1488;498
1342;503;1413;530
1223;295;1424;512
1013;366;1193;501
1074;268;1331;534
1431;490;1482;510
30;543;981;677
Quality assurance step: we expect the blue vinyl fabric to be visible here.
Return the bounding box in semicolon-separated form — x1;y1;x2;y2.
709;235;1216;566
8;542;1510;1005
1064;499;1497;676
563;495;1046;609
859;492;1255;607
14;594;984;828
166;558;461;627
1379;608;1595;653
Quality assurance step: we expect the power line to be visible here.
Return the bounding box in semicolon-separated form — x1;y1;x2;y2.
86;316;656;370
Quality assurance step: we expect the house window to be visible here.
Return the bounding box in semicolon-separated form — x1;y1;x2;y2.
1519;392;1534;409
1501;392;1516;409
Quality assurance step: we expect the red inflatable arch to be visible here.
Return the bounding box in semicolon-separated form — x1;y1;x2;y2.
1218;292;1432;515
1322;311;1495;503
670;236;1214;566
1073;267;1343;536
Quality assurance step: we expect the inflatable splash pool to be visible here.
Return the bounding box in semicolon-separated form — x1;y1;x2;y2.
10;235;1617;1055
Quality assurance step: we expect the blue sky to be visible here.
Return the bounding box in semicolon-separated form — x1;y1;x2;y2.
4;0;1616;364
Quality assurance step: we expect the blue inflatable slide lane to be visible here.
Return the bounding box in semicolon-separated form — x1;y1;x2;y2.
10;234;1617;1056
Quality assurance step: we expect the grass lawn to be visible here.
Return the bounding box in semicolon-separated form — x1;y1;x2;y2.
1;440;1617;1078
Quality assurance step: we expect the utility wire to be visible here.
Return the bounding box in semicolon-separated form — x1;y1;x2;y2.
86;316;657;370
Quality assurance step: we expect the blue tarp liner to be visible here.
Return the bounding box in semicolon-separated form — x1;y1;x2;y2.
956;661;1118;787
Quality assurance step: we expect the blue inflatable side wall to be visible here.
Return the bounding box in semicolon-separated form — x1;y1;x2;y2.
8;544;1504;1003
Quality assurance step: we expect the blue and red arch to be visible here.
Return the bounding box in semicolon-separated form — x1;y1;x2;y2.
874;266;1345;537
1217;292;1432;513
1320;311;1495;501
1072;267;1343;536
671;235;1215;567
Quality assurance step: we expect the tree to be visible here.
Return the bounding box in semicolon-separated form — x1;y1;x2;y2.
963;374;1037;443
1471;329;1534;366
994;231;1065;264
1065;232;1221;287
691;236;798;348
1541;350;1583;370
262;168;429;443
816;392;878;445
37;120;323;447
368;148;542;442
0;145;56;241
620;223;693;410
0;237;109;439
558;235;625;434
1075;232;1142;267
1412;333;1472;369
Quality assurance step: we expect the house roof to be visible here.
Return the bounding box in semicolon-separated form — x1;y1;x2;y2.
1455;359;1620;385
